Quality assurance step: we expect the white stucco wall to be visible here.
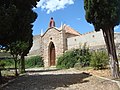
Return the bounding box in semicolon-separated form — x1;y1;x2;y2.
67;30;120;50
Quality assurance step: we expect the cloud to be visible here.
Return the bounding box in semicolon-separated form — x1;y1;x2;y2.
114;25;120;30
36;0;75;14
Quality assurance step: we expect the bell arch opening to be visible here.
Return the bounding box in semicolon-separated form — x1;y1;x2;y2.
49;42;56;66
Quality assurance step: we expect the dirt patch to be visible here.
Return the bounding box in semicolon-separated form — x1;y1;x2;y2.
82;69;112;78
0;68;120;90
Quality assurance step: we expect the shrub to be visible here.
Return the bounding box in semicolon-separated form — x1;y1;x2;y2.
57;50;77;69
0;60;6;68
25;56;44;68
75;45;91;67
57;44;91;69
0;59;14;68
90;51;109;70
4;59;14;67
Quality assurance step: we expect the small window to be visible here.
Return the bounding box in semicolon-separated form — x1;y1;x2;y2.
74;39;76;41
50;37;52;40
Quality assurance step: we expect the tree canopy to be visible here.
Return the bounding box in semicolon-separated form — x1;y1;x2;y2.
84;0;120;31
84;0;120;78
0;0;39;76
0;0;17;45
0;0;39;47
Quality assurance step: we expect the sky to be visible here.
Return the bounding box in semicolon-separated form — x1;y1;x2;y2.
32;0;120;35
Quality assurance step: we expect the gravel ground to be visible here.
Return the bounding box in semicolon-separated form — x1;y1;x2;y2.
0;68;120;90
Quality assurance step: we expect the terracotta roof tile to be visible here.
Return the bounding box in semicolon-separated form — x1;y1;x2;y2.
64;25;81;36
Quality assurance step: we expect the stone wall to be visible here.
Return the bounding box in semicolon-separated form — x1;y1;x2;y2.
41;28;65;67
67;30;104;49
28;35;42;56
67;30;120;54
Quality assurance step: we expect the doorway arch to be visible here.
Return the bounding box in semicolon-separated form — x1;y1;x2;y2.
49;42;56;66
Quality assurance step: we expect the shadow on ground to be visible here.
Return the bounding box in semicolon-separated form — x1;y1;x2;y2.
1;72;92;90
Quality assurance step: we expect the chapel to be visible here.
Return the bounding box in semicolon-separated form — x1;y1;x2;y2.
28;18;120;67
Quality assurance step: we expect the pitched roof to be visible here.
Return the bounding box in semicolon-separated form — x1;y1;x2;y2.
64;25;81;36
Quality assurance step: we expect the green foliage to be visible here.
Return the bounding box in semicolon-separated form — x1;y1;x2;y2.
84;0;120;31
57;50;77;69
0;59;14;68
4;59;14;67
0;0;38;59
0;1;17;45
75;45;91;67
84;0;120;78
9;41;28;56
90;51;109;70
0;60;6;68
0;0;39;46
0;0;39;76
25;56;44;68
57;44;91;69
57;44;109;70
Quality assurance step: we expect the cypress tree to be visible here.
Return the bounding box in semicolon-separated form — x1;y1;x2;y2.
84;0;120;78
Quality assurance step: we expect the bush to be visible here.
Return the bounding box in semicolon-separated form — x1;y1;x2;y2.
25;56;44;68
57;44;109;70
4;59;14;67
75;45;91;67
0;60;6;68
0;59;14;68
57;44;91;69
90;51;109;70
57;50;77;69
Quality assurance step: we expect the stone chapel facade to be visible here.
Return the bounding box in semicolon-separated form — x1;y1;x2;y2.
28;19;120;67
28;24;81;67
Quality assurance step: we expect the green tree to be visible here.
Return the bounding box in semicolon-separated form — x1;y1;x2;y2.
20;32;33;73
84;0;120;78
0;0;17;46
11;0;38;74
9;40;32;75
0;0;39;46
0;0;39;76
14;0;38;73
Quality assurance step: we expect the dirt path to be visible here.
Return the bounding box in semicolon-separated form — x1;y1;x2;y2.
0;68;120;90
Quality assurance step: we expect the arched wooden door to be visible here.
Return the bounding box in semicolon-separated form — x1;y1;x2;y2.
49;42;56;66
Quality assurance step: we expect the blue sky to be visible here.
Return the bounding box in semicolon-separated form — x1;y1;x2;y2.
32;0;120;35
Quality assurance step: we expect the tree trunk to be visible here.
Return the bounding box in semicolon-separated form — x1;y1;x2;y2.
14;56;18;76
20;55;25;73
102;28;119;78
0;70;2;77
0;69;2;83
